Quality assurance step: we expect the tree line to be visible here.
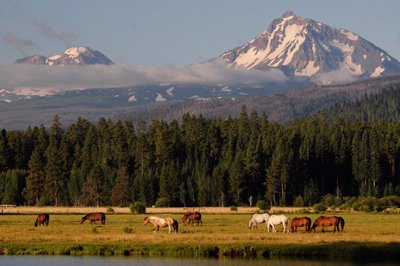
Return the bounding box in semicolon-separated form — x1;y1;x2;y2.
1;107;400;207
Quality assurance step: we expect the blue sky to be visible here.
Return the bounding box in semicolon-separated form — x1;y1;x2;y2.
1;0;400;66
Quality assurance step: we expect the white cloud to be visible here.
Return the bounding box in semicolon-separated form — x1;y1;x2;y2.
0;61;288;91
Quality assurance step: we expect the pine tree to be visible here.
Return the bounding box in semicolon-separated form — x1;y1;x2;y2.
111;167;130;206
23;146;46;205
82;164;103;206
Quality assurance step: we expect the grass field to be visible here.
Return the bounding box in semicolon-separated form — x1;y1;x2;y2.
0;211;400;259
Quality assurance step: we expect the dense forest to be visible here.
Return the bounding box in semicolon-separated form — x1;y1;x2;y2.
1;107;400;207
323;88;400;122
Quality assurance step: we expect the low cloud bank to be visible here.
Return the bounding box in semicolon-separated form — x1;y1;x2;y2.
0;61;288;91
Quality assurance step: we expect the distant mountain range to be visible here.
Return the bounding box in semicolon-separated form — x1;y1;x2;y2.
2;12;400;129
14;46;114;66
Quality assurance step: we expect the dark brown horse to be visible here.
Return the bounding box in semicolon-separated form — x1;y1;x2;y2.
311;216;340;233
335;216;345;231
80;212;106;225
34;213;49;227
181;211;202;226
290;217;311;232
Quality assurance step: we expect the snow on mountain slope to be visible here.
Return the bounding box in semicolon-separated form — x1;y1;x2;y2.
218;11;400;79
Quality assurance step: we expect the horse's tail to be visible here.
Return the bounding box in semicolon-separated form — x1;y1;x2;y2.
306;218;311;232
311;220;318;232
46;213;50;225
173;219;179;233
340;217;345;231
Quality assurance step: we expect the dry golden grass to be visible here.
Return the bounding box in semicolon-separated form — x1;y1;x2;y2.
0;212;399;247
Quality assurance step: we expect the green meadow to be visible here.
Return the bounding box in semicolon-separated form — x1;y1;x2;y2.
0;212;400;260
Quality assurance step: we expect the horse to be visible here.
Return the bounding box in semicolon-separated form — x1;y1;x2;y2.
144;216;179;233
34;213;49;227
335;216;345;231
80;212;106;225
267;214;289;233
290;217;311;233
181;211;202;226
248;213;270;229
311;216;340;233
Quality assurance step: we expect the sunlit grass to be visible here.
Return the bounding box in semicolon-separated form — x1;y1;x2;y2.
0;212;399;246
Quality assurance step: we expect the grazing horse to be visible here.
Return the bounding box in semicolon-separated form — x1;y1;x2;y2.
144;216;179;233
267;214;289;233
290;217;311;233
34;213;49;227
80;212;106;225
311;216;340;233
335;216;345;231
248;213;270;229
181;211;202;226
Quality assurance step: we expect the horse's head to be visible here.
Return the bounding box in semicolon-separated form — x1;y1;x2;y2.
34;220;38;227
181;214;188;224
80;216;86;224
143;217;149;225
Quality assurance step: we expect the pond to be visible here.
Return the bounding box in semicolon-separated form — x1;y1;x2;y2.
0;256;397;266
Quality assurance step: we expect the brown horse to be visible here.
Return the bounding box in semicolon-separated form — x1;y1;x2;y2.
181;211;202;226
80;212;106;225
311;216;340;233
144;216;178;233
34;213;49;227
290;217;311;233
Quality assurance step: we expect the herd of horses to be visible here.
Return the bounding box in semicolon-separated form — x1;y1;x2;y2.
249;213;345;233
32;210;344;234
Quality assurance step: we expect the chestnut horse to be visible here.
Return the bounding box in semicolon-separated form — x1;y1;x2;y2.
290;217;311;233
144;216;178;233
181;211;202;226
311;216;339;233
80;212;106;225
34;213;49;227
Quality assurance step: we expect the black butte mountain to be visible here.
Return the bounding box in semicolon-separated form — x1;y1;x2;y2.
2;12;400;128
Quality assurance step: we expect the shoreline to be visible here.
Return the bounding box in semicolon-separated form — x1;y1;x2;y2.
1;242;400;261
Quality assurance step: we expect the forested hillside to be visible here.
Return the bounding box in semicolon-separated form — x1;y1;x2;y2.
1;108;399;207
118;75;400;124
322;87;400;121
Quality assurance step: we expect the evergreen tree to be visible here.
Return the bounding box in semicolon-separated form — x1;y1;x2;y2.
111;167;130;206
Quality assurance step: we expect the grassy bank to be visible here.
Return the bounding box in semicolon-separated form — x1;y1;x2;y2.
1;212;400;260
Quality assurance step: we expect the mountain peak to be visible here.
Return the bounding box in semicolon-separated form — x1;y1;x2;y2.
15;46;114;66
217;12;400;80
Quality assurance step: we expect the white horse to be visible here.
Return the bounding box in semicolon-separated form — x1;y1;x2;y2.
143;216;179;233
248;213;270;229
267;214;289;233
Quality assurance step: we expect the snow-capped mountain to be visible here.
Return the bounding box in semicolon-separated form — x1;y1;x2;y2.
218;11;400;79
15;46;114;66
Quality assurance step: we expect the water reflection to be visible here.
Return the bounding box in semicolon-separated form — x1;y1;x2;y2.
0;256;396;266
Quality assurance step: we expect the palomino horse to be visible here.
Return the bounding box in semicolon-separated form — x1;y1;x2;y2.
267;214;289;233
290;217;311;233
80;212;106;225
34;213;50;227
248;213;270;229
311;216;340;233
181;211;202;226
144;216;179;233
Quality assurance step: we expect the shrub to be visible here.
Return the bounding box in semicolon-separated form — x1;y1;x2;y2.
256;200;269;211
106;207;114;214
155;197;170;207
322;193;335;207
313;203;327;213
123;227;133;233
352;201;362;211
130;202;146;214
293;196;304;207
230;206;238;211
